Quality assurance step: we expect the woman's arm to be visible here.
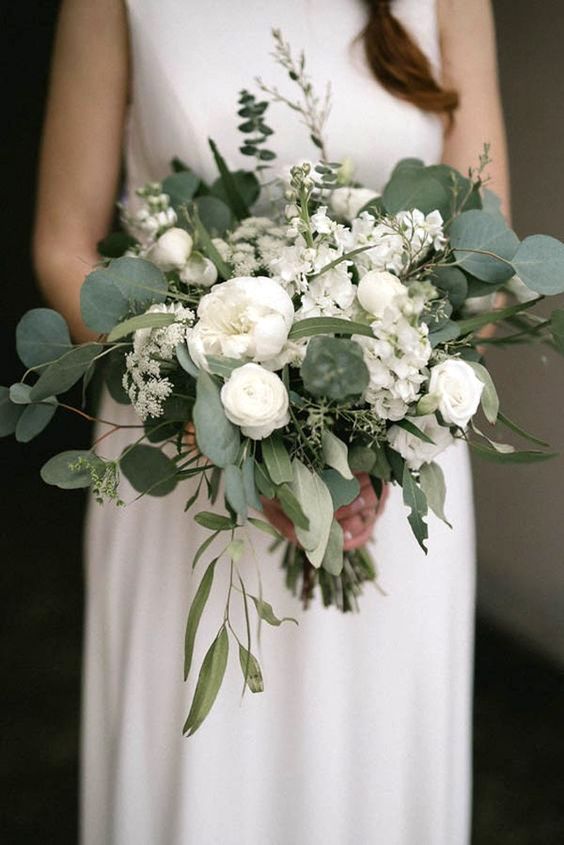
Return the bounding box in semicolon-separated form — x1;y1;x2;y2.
438;0;511;218
33;0;130;342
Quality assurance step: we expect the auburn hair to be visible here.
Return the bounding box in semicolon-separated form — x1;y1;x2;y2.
361;0;458;121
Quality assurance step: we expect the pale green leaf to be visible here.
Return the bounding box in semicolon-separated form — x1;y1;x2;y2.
321;430;353;479
183;626;229;736
419;462;450;527
184;558;217;681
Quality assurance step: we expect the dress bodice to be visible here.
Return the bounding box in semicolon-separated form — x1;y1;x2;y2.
124;0;444;196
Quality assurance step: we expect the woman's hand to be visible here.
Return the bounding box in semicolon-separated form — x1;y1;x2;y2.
261;472;389;551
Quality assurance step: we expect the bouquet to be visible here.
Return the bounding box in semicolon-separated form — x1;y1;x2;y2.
4;32;564;734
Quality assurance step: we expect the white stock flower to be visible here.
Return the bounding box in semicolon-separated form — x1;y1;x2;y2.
188;276;294;370
330;186;380;221
179;253;218;287
388;414;454;470
147;227;193;271
357;270;407;319
427;359;484;428
220;363;290;440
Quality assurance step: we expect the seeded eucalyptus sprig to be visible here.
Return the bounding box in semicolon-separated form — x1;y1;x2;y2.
256;28;332;160
237;89;277;171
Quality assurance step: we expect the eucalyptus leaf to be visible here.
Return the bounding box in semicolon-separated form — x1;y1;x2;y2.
383;166;450;217
41;449;104;489
320;469;360;510
120;444;178;496
419;462;450;526
205;355;245;378
193;370;240;468
0;386;24;436
176;342;200;377
300;336;369;400
321;430;353;479
248;516;281;539
321;519;344;576
9;383;32;404
288;317;373;340
242;456;262;511
449;210;518;283
224;464;247;521
30;344;103;401
470;442;557;463
184;558;217;681
194;511;235;531
466;361;499;424
194;195;233;236
80;257;168;332
15;400;57;443
276;483;310;530
511;235;564;295
347;444;376;473
249;595;297;626
103;347;130;404
262;434;293;485
208;139;251;220
107;311;176;342
429;320;460;347
162;170;200;210
402;464;428;552
16;308;72;368
97;231;138;259
290;459;334;567
212;170;260;210
430;266;468;309
183;626;229;736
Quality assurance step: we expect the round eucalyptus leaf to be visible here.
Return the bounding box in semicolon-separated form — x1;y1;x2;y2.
320;469;360;510
162;170;201;209
300;336;369;400
41;449;104;489
383;167;450;217
16;308;72;368
120;444;178;496
80;257;168;333
449;210;518;283
211;170;260;209
430;266;468;308
511;235;564;295
97;231;138;259
9;383;32;404
194;196;233;236
0;386;24;436
193;370;240;468
30;343;103;401
426;164;481;214
465;274;505;299
15;400;57;443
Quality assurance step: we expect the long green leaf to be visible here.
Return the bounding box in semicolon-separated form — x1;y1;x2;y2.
183;626;229;736
262;434;293;485
469;441;557;463
249;595;298;626
402;464;428;552
288;317;374;341
192;530;220;570
208;138;250;219
194;511;235;531
496;411;549;448
456;298;539;335
184;558;217;681
30;343;102;401
238;644;264;694
419;462;451;527
107;312;176;342
191;207;231;279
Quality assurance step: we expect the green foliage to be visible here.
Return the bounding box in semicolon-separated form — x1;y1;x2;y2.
550;309;564;355
41;450;104;489
194;512;235;531
183;625;229;736
97;231;138;259
237;88;277;167
449;210;518;283
383;162;450;218
419;462;450;527
321;519;344;576
238;645;264;693
211;170;261;210
224;464;247;521
466;362;499;424
208;138;251;220
103;347;130;404
120;443;178;496
15;399;57;443
16;308;72;368
248;594;297;626
276;482;310;530
261;433;293;485
470;442;557;463
320;469;360;510
81;257;168;333
30;343;102;401
176;342;199;378
300;336;369;400
430;266;468;309
511;235;564;295
162;170;200;211
193;195;233;236
242;456;262;511
288;316;373;340
107;311;176;342
289;459;334;567
321;429;353;479
190;206;232;279
184;558;217;681
402;464;428;552
0;386;23;436
193;370;240;468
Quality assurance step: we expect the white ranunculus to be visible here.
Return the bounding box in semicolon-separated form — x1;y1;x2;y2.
330;186;380;221
179;253;218;287
148;227;193;270
220;363;290;440
188;276;294;370
356;270;407;318
388;414;454;470
428;359;484;428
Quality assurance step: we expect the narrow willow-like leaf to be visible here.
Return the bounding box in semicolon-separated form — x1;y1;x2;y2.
469;441;557;463
208;138;251;220
238;644;264;694
288;317;374;340
248;516;281;539
496;411;549;448
276;483;310;530
262;434;293;485
183;626;229;736
192;530;220;570
191;207;231;279
184;558;217;681
242;456;262;511
321;519;344;576
394;418;435;444
194;511;235;531
249;595;298;626
456;298;539;335
107;312;176;342
224;464;247;522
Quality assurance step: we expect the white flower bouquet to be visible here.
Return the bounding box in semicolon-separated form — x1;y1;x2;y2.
4;32;564;733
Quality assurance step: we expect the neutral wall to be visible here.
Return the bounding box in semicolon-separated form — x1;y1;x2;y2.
475;1;564;662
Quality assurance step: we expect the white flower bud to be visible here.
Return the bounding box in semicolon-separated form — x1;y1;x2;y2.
179;253;218;288
148;227;193;271
357;270;406;318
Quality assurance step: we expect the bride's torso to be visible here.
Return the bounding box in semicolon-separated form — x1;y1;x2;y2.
124;0;444;193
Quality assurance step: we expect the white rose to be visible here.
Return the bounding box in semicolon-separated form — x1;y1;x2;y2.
330;186;380;221
357;270;407;318
428;359;484;428
148;227;193;270
220;363;290;440
388;414;454;470
188;276;294;370
179;253;218;287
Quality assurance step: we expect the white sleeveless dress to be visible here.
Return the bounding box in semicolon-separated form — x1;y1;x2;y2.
82;2;476;843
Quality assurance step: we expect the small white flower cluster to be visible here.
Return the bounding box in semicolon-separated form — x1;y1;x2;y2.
123;303;194;421
353;270;433;421
122;184;177;247
213;217;289;278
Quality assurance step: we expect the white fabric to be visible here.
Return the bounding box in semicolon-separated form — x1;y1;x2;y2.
82;2;475;843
